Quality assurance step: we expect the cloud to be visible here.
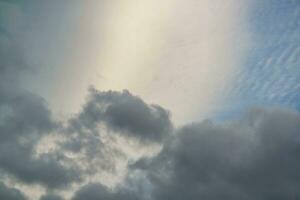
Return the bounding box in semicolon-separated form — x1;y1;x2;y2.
68;87;172;143
1;32;300;197
0;28;81;189
71;183;138;200
39;193;64;200
2;48;300;199
2;37;300;198
130;107;300;200
1;1;300;199
0;182;27;200
223;0;300;115
57;88;173;188
0;16;172;195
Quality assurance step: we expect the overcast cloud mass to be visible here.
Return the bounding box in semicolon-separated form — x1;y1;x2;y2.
0;0;300;199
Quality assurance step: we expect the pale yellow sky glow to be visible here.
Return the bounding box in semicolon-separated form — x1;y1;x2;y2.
95;0;251;124
17;0;251;125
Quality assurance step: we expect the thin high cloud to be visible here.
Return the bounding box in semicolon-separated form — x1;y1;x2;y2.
221;0;300;118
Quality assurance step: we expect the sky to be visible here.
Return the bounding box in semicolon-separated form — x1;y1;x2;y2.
0;0;300;200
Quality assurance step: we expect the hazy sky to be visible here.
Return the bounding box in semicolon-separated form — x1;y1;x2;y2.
2;0;252;123
0;0;300;199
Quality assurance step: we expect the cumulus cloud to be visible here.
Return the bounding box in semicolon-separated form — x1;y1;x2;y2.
60;105;300;200
2;39;300;199
54;88;173;190
0;83;80;189
39;193;64;200
1;59;300;199
68;88;172;143
0;24;81;190
0;182;27;200
57;88;173;181
0;23;173;196
71;183;138;200
130;107;300;200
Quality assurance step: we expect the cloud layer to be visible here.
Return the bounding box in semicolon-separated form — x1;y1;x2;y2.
130;108;300;200
1;28;300;198
0;182;27;200
63;105;300;200
1;1;300;199
1;40;300;199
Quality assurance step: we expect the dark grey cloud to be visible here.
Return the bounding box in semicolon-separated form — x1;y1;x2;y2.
0;81;81;188
0;27;81;189
71;183;138;200
62;88;173;165
68;88;172;143
0;182;27;200
58;88;173;184
39;193;64;200
130;107;300;200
